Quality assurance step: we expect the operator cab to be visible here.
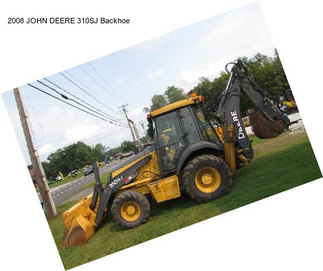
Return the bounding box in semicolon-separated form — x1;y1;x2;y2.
148;96;223;175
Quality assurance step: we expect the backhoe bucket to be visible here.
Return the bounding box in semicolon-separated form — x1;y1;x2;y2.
248;108;286;139
61;194;97;249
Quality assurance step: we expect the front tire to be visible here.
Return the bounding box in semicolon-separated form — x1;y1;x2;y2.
112;190;150;229
182;155;232;203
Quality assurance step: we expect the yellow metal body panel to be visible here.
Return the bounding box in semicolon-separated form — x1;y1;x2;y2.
116;151;180;203
119;177;152;196
147;175;181;203
121;177;153;190
120;175;181;203
61;194;97;248
132;185;151;195
111;151;160;180
223;141;236;174
150;96;201;117
217;125;237;174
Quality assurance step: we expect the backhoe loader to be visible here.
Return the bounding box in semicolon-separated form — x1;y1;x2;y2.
62;60;290;248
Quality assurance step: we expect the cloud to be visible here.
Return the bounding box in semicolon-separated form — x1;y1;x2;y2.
112;77;124;87
179;3;275;90
135;36;164;52
134;69;163;85
108;128;133;145
147;69;163;80
38;143;56;157
65;124;100;142
129;106;145;118
24;103;117;160
48;105;62;114
199;14;246;47
199;3;274;57
180;58;228;89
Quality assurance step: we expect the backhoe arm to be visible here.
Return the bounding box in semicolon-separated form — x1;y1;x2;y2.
217;60;290;160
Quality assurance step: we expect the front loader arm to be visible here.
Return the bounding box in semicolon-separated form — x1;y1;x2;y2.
62;155;151;248
91;155;152;227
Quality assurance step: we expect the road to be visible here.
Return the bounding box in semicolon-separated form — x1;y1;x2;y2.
50;160;124;206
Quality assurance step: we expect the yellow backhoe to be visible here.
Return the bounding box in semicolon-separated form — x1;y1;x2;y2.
62;60;290;248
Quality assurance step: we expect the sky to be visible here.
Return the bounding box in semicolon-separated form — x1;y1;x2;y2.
1;1;276;164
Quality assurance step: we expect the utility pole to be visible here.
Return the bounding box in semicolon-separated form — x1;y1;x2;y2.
139;120;146;136
120;104;143;150
14;87;57;218
120;104;136;144
128;119;142;150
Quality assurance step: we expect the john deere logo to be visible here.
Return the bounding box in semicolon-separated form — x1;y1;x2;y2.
231;110;245;139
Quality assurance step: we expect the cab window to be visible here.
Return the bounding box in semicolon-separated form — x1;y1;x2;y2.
155;111;182;147
194;106;218;143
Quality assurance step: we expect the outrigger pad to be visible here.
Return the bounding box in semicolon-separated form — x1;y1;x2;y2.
248;108;285;139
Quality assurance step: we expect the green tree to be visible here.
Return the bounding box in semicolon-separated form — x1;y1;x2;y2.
43;141;108;178
165;86;186;103
145;86;186;113
242;52;290;102
41;161;53;179
120;141;137;153
150;94;167;111
92;143;106;161
189;73;230;118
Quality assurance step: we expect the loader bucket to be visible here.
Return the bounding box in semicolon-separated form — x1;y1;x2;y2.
248;108;287;139
61;194;97;249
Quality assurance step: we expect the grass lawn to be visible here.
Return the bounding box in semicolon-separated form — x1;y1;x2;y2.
248;134;267;145
47;132;321;269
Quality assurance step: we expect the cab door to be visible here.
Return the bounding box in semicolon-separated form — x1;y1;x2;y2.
155;111;186;173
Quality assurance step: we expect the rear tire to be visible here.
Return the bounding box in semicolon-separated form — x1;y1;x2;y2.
112;190;150;229
182;155;232;203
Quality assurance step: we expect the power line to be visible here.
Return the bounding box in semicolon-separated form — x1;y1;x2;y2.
27;83;127;127
39;79;127;127
36;117;125;150
61;70;120;114
38;79;127;127
28;83;108;122
78;64;121;108
86;63;125;103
